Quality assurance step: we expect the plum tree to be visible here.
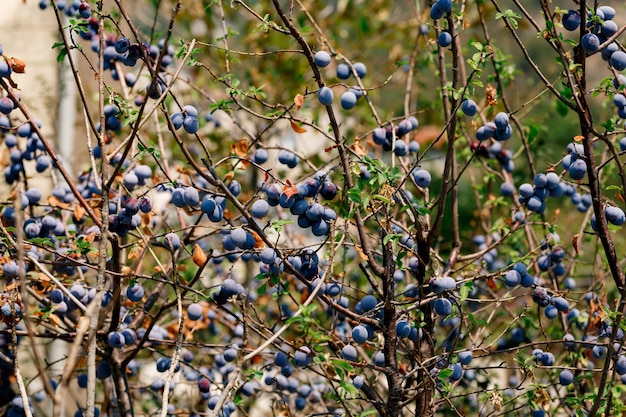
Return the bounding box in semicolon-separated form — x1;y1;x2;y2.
1;1;626;417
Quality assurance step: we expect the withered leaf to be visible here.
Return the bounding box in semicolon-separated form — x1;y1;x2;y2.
47;195;71;209
354;245;368;261
290;120;307;134
9;57;25;73
231;138;249;157
249;230;264;249
282;182;299;199
127;243;144;260
294;93;304;110
74;204;86;222
350;138;367;156
192;243;207;267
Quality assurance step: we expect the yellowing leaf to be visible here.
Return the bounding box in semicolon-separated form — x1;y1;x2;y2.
294;93;304;110
192;243;207;267
290;120;307;134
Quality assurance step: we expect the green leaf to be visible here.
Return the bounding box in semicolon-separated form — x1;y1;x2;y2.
28;237;54;247
495;9;521;29
331;359;355;373
459;281;473;301
348;188;362;204
439;368;453;379
56;47;68;63
373;194;391;205
257;282;267;296
396;251;407;268
270;219;293;233
472;41;484;52
468;313;488;327
555;98;570;116
285;315;305;327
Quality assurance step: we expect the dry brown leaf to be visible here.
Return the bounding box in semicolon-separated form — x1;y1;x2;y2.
231;138;249;157
354;245;368;261
74;204;86;222
282;183;299;199
589;298;606;330
485;84;498;106
290;120;307;134
192;243;207;267
37;273;50;283
224;171;236;182
350;138;367;156
32;277;49;294
48;313;62;327
128;244;143;260
572;234;579;255
294;94;304;110
76;316;90;332
48;195;71;209
534;388;551;409
141;212;153;230
74;356;88;370
249;230;264;249
9;57;26;73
